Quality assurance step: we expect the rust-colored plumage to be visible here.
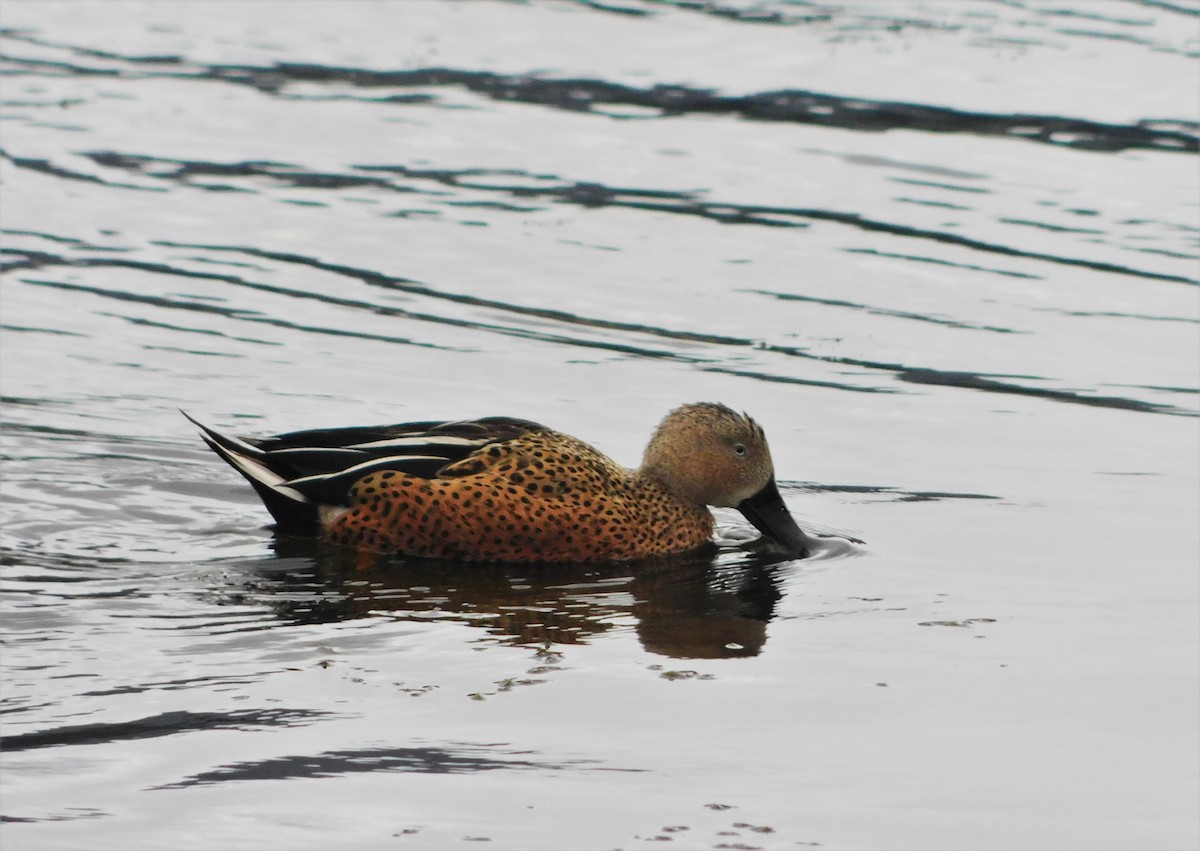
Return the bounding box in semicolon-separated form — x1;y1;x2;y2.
187;403;808;563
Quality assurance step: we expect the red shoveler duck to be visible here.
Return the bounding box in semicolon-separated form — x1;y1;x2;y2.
186;402;809;562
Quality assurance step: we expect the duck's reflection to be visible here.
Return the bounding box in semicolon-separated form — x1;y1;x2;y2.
632;557;782;658
249;538;799;658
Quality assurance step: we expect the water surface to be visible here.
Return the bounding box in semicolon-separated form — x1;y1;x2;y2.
2;2;1198;849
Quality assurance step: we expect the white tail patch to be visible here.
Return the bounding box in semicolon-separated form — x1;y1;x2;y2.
319;504;349;526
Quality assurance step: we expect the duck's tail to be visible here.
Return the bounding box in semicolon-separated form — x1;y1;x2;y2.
183;411;320;534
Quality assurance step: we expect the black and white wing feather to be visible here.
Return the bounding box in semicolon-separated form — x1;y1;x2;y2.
185;412;542;533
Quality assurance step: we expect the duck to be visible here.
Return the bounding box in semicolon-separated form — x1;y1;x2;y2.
185;402;809;563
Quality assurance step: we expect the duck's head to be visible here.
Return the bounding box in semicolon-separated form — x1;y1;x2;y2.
641;403;809;557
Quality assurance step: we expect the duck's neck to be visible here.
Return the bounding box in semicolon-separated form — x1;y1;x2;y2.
636;462;696;506
631;469;715;529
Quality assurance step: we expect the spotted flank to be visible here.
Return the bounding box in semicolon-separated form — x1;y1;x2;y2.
186;403;809;563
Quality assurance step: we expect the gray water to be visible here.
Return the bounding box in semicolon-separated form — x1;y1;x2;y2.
2;2;1198;849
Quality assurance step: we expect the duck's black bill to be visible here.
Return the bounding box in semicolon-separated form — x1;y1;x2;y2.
737;478;809;558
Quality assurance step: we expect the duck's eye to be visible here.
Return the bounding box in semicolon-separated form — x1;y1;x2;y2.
733;444;747;457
